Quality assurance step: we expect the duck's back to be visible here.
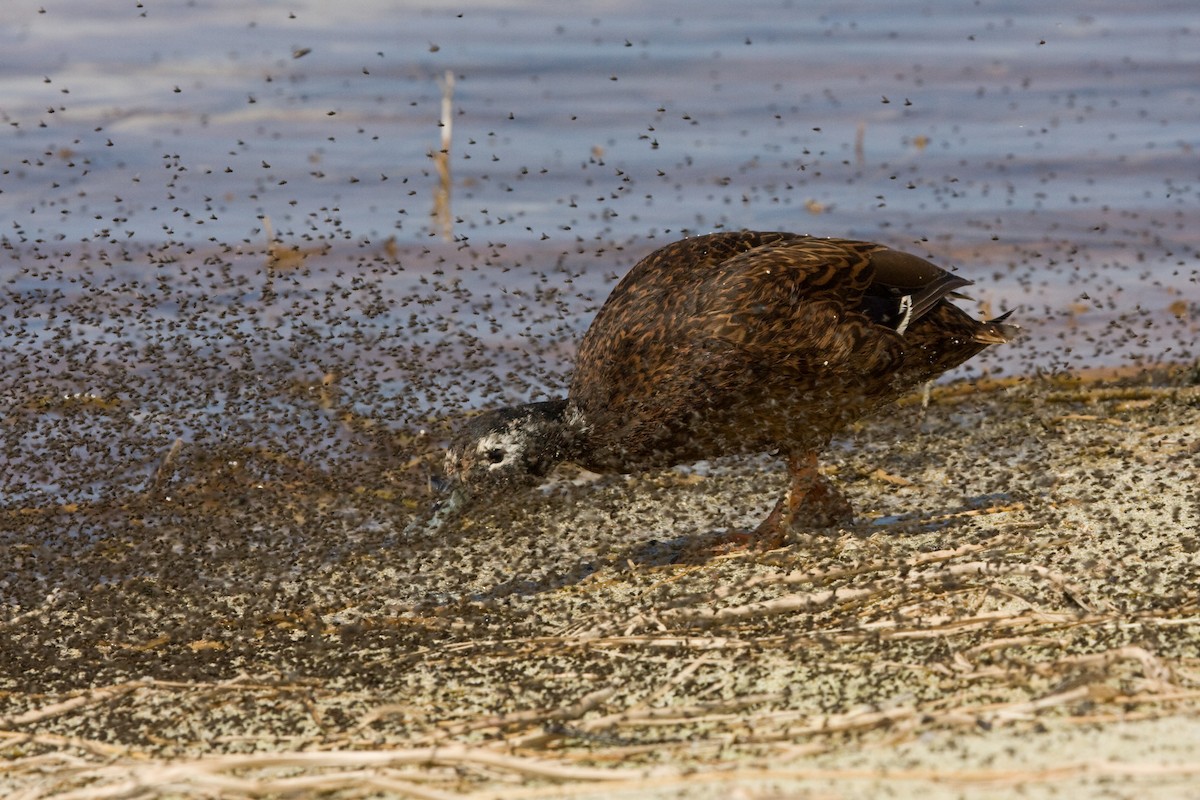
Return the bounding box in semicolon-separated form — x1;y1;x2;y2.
568;232;1001;472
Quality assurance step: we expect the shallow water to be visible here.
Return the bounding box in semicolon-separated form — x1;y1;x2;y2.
1;0;1198;507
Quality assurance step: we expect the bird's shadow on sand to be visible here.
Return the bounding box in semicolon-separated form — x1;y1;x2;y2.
622;491;1021;567
457;492;1021;602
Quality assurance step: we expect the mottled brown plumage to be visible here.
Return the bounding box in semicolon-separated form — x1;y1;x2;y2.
443;231;1016;543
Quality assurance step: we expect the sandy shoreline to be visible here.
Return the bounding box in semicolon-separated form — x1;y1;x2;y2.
2;366;1198;798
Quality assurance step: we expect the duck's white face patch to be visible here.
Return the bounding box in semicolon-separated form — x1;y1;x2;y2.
474;428;526;471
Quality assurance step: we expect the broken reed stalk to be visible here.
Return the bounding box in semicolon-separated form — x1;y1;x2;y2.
7;676;1196;800
433;69;455;241
3;745;649;800
146;437;184;497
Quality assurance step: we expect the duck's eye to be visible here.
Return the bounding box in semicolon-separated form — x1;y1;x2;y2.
485;448;506;464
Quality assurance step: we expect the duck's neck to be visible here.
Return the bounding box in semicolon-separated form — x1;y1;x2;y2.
518;398;589;470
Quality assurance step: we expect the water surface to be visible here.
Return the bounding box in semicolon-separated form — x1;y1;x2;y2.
1;0;1197;507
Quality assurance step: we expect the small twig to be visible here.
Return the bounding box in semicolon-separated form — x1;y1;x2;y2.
0;681;143;728
578;693;781;732
0;731;131;758
1035;646;1176;690
422;685;616;742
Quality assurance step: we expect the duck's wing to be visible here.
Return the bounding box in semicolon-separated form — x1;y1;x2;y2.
694;237;905;375
698;237;997;361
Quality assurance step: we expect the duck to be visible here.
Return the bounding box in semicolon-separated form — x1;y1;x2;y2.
440;231;1016;545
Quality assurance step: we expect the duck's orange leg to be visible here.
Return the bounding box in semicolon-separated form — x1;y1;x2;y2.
752;451;854;548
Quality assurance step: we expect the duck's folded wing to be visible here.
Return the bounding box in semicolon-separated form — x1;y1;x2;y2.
693;237;906;377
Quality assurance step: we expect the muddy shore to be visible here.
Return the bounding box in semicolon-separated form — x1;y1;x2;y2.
2;366;1198;798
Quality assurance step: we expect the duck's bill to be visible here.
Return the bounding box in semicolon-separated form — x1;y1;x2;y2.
408;484;467;535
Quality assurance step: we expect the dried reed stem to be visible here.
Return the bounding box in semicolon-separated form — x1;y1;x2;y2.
432;69;455;240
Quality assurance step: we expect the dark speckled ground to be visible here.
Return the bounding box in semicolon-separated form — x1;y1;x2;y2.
3;368;1197;798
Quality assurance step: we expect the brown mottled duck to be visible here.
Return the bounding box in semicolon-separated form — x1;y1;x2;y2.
441;231;1016;545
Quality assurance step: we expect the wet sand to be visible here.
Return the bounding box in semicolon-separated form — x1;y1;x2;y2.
3;366;1197;798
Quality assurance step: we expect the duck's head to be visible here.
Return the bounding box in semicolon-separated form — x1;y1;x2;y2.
444;399;575;495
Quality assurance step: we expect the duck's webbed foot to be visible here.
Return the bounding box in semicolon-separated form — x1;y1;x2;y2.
751;451;853;549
